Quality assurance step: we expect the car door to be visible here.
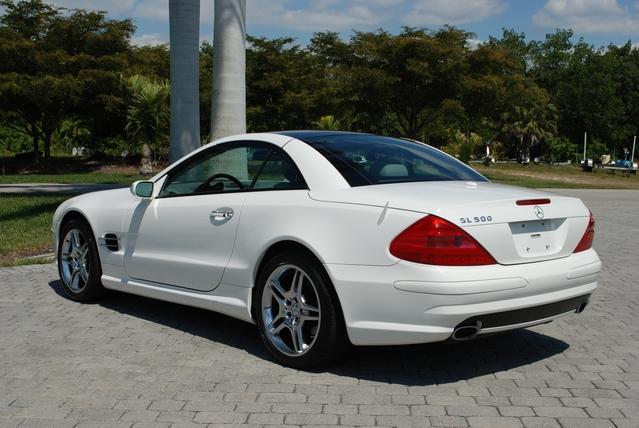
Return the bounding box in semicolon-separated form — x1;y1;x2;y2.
123;142;271;292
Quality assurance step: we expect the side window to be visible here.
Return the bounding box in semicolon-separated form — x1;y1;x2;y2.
160;144;269;197
159;143;305;197
252;150;305;190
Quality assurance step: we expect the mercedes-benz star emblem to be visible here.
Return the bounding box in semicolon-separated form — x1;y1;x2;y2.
534;206;544;219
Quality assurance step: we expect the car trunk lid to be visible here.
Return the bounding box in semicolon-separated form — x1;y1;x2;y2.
309;181;590;265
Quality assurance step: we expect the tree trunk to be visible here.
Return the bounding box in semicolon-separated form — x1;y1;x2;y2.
168;0;201;164
140;143;153;175
30;123;40;164
210;0;247;179
43;128;53;164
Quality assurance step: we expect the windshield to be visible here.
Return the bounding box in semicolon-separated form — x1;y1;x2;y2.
301;134;488;187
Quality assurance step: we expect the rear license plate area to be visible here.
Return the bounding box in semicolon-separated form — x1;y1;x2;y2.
509;219;565;257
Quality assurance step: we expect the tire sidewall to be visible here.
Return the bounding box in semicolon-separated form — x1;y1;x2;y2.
255;252;343;368
57;219;103;302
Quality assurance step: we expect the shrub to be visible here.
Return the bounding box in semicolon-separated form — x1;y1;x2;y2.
546;137;576;162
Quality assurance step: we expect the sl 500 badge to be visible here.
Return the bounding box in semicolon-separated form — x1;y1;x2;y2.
460;216;493;224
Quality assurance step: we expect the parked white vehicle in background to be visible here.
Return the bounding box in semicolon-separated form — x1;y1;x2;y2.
52;131;600;367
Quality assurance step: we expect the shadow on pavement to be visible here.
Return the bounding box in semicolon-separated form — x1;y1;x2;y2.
49;279;568;386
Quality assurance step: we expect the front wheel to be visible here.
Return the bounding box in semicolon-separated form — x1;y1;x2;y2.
255;252;347;368
57;218;104;302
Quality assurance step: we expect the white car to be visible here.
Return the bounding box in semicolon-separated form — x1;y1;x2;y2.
52;131;600;367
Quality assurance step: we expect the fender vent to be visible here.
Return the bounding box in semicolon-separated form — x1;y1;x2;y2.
103;233;119;251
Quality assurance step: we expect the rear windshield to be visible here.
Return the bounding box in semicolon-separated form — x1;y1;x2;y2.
301;134;488;186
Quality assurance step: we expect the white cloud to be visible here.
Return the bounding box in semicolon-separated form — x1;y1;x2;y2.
467;38;484;50
533;0;639;34
132;0;167;20
132;0;213;24
403;0;507;26
248;1;382;32
131;32;167;46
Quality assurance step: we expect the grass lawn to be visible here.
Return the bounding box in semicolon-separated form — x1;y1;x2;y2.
474;163;639;189
0;172;138;185
0;193;74;267
1;155;146;185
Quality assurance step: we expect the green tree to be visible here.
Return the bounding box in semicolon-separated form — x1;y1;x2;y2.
442;130;483;164
125;75;170;160
55;118;90;153
502;105;557;162
488;28;533;72
343;27;469;139
246;36;319;131
529;29;575;94
555;42;630;153
0;0;134;163
313;115;340;130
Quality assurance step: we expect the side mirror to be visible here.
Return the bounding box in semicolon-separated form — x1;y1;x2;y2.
130;180;154;198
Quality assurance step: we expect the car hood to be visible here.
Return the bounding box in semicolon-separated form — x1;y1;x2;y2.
64;187;131;206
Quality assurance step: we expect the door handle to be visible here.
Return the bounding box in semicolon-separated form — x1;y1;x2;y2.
210;208;234;220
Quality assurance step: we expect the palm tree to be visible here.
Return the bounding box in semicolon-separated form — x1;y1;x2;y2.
126;75;170;173
313;115;341;130
210;0;247;177
503;106;557;163
168;0;201;164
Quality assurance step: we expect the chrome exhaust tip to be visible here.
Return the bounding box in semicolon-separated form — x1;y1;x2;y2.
452;321;482;341
576;302;588;313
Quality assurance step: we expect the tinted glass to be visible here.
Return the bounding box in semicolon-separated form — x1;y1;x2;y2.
303;134;487;186
253;150;305;190
160;143;305;197
161;145;265;197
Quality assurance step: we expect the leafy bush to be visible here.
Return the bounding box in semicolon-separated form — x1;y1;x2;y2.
0;125;31;156
546;137;576;162
587;139;608;161
96;137;130;159
442;130;483;164
53;119;91;155
488;141;505;161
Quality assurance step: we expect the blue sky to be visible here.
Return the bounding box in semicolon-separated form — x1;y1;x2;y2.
44;0;639;48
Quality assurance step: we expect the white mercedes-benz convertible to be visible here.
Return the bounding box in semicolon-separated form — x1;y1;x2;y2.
52;131;600;367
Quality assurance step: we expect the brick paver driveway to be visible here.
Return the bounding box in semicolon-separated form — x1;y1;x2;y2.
1;189;638;428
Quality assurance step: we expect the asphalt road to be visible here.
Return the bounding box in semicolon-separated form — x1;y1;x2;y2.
0;189;637;428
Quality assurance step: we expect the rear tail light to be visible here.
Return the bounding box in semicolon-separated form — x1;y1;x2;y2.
573;210;595;253
390;215;497;266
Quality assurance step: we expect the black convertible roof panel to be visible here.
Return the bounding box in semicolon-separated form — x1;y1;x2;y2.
274;130;368;140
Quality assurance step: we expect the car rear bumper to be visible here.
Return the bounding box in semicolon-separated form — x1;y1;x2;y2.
325;248;600;346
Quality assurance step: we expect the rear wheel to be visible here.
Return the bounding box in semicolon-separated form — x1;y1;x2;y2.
57;218;104;302
255;252;346;368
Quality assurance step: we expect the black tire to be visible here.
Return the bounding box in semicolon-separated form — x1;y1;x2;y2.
57;218;104;302
254;251;348;368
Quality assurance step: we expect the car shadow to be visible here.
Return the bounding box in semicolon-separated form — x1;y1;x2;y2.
48;279;568;386
322;331;568;385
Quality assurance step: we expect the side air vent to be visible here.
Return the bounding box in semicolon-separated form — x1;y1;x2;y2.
103;233;119;251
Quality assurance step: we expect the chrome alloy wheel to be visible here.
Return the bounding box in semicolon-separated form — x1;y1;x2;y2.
59;228;90;293
261;264;321;356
